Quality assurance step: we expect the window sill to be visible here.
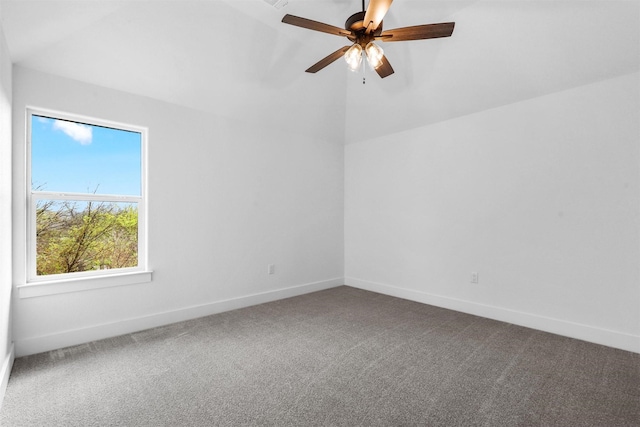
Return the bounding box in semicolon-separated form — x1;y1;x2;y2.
18;271;153;298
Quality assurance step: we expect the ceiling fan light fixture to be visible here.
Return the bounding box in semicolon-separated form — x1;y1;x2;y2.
365;41;384;69
344;43;363;71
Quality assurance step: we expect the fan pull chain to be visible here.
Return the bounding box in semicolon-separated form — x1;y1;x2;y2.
362;56;366;84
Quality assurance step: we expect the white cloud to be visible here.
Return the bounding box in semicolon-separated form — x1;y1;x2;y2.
53;120;92;145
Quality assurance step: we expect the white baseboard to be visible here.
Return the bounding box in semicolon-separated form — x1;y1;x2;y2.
15;278;343;357
345;277;640;354
0;343;15;412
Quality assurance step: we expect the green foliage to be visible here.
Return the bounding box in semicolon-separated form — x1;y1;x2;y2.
36;201;138;275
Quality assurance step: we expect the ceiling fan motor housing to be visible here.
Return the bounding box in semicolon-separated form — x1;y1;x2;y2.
345;11;382;46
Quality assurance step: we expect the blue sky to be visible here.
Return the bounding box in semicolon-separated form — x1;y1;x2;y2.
31;115;141;196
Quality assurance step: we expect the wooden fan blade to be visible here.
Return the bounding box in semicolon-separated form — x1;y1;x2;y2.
282;14;352;37
380;22;455;42
363;0;393;33
306;46;351;73
374;54;394;78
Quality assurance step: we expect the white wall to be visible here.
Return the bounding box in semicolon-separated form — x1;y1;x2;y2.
345;72;640;353
12;66;344;356
0;11;14;407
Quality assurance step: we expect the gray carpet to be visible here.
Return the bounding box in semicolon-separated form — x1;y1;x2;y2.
1;286;639;426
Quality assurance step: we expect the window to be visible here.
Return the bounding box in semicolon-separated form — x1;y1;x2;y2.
26;108;148;286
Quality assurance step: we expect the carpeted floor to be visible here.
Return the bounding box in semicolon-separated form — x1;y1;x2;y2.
1;286;639;426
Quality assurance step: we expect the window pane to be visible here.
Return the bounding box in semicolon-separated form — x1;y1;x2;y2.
31;115;141;196
36;200;138;275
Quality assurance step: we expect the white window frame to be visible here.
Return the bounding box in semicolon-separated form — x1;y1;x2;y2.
21;107;150;297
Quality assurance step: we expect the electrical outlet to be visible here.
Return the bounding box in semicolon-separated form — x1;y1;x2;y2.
268;264;275;275
471;272;479;284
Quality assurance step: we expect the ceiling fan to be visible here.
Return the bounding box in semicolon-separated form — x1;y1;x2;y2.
281;0;455;79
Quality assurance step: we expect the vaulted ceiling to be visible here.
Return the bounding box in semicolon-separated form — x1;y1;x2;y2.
1;0;638;143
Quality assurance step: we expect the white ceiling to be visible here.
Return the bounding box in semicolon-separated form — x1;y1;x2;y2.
1;0;638;143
